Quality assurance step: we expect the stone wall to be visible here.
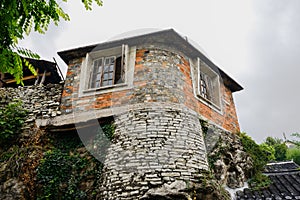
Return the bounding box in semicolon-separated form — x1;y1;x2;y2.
204;123;253;189
100;102;208;199
0;83;64;199
0;83;63;129
60;47;240;133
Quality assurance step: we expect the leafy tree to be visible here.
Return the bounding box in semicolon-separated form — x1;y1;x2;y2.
263;136;287;161
288;132;300;148
259;143;275;161
238;133;271;174
265;137;282;146
0;0;102;84
238;133;273;189
286;148;300;165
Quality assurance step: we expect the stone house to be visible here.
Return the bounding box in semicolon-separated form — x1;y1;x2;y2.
57;29;242;132
53;29;244;199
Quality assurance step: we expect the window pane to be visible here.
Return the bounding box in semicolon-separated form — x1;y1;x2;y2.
97;66;102;73
96;73;101;81
104;65;109;72
108;80;113;85
103;73;108;80
105;58;110;65
102;80;108;86
109;65;114;71
108;73;113;79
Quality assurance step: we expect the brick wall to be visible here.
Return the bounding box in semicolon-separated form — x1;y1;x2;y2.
60;47;240;133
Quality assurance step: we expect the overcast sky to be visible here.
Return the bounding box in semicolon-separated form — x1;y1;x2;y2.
19;0;300;143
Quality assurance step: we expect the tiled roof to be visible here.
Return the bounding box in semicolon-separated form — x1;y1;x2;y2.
264;161;300;173
235;161;300;200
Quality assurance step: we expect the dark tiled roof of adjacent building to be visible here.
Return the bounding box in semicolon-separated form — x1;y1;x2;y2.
235;161;300;200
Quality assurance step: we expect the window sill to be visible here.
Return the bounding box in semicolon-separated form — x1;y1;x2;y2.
83;83;128;93
196;94;222;113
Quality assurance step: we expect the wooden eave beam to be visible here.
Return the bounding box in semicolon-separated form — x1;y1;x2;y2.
4;72;51;84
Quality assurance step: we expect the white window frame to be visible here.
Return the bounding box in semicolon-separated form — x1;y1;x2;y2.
78;45;136;97
194;58;222;110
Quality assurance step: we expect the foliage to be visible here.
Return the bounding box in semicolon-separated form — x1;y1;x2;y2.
50;131;84;153
190;170;231;200
86;122;115;161
101;123;115;141
36;138;103;200
259;143;275;161
0;0;102;84
37;149;88;200
0;101;27;146
286;148;300;165
199;118;209;137
238;132;272;189
36;123;113;199
248;173;272;191
239;133;271;174
289;132;300;148
263;136;287;161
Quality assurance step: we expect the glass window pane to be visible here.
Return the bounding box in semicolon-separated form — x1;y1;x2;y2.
96;73;101;81
98;58;103;66
102;80;108;86
104;65;109;72
103;73;108;80
97;66;102;73
108;80;113;85
109;65;114;71
108;73;113;79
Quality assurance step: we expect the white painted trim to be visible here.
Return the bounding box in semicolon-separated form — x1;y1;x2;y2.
189;57;223;114
78;45;136;98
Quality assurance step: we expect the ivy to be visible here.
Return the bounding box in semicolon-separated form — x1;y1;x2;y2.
36;128;107;199
199;118;209;137
0;101;27;146
37;150;88;200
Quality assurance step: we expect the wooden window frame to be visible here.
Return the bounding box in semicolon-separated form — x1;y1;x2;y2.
88;45;127;90
197;58;221;108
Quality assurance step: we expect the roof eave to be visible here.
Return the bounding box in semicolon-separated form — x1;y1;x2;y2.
57;29;243;92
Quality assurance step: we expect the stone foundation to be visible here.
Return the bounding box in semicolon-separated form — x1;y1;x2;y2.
99;103;208;199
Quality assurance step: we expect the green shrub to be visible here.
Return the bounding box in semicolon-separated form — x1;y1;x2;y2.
248;173;272;190
239;132;270;174
0;101;27;146
264;137;288;161
238;132;272;189
37;149;99;200
286;148;300;165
